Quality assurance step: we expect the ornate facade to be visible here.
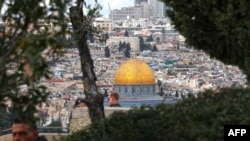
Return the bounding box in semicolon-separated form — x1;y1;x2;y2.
113;58;156;97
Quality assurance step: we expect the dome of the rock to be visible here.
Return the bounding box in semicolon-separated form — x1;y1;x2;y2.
114;58;155;85
113;58;156;97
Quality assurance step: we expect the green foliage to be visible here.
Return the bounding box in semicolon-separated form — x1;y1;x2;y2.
0;105;11;129
0;0;70;117
71;0;103;44
61;88;250;141
138;36;151;51
0;0;103;124
118;41;126;52
138;36;144;51
146;35;153;42
156;37;160;42
151;45;158;52
126;42;131;51
104;46;111;58
157;79;162;88
87;34;95;44
124;43;131;58
124;30;129;37
160;0;250;81
118;41;122;51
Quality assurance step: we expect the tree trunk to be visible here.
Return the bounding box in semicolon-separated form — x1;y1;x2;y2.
69;3;105;122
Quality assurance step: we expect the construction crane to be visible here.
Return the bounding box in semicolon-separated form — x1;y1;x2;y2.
108;2;113;23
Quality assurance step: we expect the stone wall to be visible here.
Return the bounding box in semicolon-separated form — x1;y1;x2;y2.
0;134;11;141
0;133;68;141
0;107;131;141
70;107;131;133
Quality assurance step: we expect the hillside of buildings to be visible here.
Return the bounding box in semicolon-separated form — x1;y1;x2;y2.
0;0;248;137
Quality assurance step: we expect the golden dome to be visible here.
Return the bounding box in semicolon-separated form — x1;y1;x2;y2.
114;58;155;85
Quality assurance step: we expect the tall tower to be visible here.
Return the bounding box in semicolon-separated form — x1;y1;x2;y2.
134;1;150;19
148;0;165;18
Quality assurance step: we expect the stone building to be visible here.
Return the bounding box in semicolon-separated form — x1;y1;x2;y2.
106;36;140;51
93;17;114;32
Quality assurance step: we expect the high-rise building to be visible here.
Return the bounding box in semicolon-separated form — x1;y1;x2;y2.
134;2;151;19
109;0;166;21
109;7;134;21
148;0;166;18
134;0;148;5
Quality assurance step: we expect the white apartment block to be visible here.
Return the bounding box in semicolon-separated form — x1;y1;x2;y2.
109;0;166;21
131;18;151;28
93;17;114;32
148;0;166;18
134;2;152;19
109;7;135;21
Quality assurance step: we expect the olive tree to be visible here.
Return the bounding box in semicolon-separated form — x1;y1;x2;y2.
0;0;105;122
69;0;105;122
0;0;70;118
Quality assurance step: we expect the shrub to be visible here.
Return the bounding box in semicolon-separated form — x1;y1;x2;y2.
61;88;250;141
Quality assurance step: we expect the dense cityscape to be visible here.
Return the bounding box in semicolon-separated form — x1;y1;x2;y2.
0;0;248;140
33;0;247;130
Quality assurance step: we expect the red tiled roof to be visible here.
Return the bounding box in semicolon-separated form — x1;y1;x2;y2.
47;79;64;83
97;84;113;87
155;42;162;45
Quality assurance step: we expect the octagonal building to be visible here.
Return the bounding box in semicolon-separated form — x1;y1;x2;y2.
113;58;156;97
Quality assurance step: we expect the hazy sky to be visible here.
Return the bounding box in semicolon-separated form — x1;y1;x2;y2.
86;0;134;17
1;0;134;18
